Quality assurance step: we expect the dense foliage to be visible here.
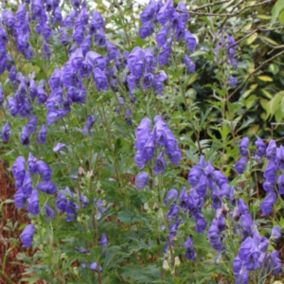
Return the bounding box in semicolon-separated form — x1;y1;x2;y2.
0;0;284;283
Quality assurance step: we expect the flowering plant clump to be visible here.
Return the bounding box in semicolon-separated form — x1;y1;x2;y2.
0;0;283;283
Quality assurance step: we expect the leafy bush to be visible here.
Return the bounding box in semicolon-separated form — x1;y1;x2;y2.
0;0;283;283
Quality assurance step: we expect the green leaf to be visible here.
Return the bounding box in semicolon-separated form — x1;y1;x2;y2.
246;32;258;45
272;0;284;23
279;9;284;23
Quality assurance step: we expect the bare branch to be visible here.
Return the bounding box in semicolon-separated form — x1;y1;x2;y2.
192;0;231;11
181;0;274;17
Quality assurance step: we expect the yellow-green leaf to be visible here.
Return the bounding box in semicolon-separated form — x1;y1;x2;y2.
279;9;284;24
246;33;258;45
258;75;273;82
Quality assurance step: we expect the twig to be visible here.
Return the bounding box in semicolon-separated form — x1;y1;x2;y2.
228;49;284;99
182;0;274;17
192;0;230;11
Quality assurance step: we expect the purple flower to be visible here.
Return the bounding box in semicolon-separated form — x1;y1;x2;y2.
179;188;189;208
167;202;179;219
238;236;266;271
99;233;108;247
93;68;108;91
255;137;266;158
54;7;62;24
61;63;78;88
36;160;52;181
167;218;182;245
94;29;106;47
82;115;96;135
79;194;89;208
158;41;172;66
86;51;106;70
140;0;158;23
36;124;47;144
27;190;39;216
239;137;249;156
269;251;282;275
153;71;167;96
67;86;86;104
56;191;68;212
154;115;181;165
31;0;43;19
156;0;174;25
142;73;154;90
278;173;284;195
1;122;10;142
188;165;203;186
260;191;276;216
135;117;152;168
73;26;84;44
184;31;197;52
89;11;104;31
71;0;81;9
21;172;33;196
28;153;38;174
264;160;278;184
229;75;237;88
165;188;178;205
20;224;35;248
49;69;61;91
208;212;225;251
44;202;55;219
266;140;277;160
14;188;26;209
194;213;207;233
184;55;195;73
227;35;237;68
90;262;98;271
37;181;57;194
184;236;196;260
277;145;284;169
233;257;249;284
153;152;166;174
20;126;30;145
271;226;281;240
70;48;84;70
0;85;4;105
53;143;66;153
65;200;77;222
3;10;15;30
12;156;26;188
234;156;248;174
135;172;149;189
139;21;154;39
127;47;145;79
156;25;168;47
239;213;253;237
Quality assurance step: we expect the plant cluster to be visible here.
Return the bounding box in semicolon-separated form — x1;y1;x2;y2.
0;0;283;283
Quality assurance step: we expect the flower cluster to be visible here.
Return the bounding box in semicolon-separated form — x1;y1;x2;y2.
233;200;282;283
215;33;238;86
260;139;284;215
0;1;122;145
187;156;233;233
12;154;57;215
139;0;197;72
161;158;282;283
234;137;284;216
134;115;181;188
126;47;167;97
11;153;56;247
234;137;249;174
